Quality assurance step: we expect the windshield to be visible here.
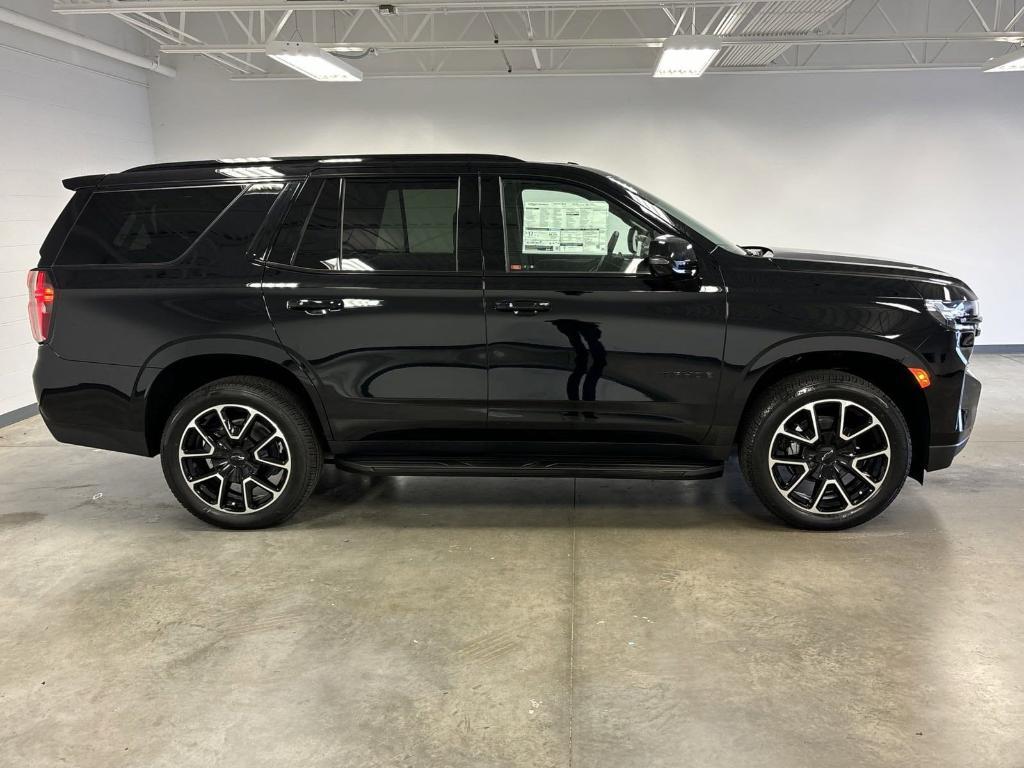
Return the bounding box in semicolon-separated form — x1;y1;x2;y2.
605;175;746;256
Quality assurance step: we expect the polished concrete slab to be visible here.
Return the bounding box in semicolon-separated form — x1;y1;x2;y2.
1;355;1022;767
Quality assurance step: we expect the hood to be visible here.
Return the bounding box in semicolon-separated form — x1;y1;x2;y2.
762;248;975;300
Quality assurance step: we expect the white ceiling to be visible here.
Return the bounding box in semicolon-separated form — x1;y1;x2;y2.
50;0;1024;79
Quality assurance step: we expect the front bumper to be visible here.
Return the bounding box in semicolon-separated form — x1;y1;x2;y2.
925;367;981;472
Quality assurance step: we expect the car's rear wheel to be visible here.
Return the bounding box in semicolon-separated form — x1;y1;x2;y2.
740;370;911;530
160;376;322;529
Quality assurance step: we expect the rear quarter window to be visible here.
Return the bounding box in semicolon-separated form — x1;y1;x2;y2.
57;185;242;265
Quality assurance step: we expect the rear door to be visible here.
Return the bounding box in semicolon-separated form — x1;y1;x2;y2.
481;170;726;450
262;169;487;449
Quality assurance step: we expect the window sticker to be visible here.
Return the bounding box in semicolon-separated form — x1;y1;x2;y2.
522;200;609;254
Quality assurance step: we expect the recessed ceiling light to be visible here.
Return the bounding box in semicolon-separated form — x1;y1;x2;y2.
265;40;363;82
653;35;721;78
983;46;1024;72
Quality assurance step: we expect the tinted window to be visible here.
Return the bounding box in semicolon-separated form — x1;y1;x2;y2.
188;184;282;267
41;190;89;263
267;179;322;265
292;179;341;270
502;180;651;274
342;179;458;271
58;186;241;265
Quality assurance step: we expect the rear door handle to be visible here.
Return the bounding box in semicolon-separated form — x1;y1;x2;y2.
286;298;345;316
493;299;551;316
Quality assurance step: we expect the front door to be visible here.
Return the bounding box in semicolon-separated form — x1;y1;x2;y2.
481;173;726;450
263;171;487;449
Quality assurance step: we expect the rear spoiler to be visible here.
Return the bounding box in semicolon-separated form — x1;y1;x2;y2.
63;174;105;191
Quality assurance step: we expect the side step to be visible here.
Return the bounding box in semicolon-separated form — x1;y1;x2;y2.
336;457;724;480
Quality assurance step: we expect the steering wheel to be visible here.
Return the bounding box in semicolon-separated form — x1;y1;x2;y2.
627;227;638;255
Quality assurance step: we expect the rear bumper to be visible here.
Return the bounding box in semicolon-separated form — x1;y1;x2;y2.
33;345;150;456
925;367;981;472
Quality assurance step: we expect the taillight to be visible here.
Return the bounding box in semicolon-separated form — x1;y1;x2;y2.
27;269;55;343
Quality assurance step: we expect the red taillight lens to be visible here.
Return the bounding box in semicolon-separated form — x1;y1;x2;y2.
27;269;55;343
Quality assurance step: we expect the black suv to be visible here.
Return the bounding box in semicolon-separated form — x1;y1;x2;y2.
29;154;981;530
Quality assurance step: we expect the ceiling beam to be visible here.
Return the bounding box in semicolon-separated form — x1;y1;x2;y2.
51;0;870;15
156;31;1024;55
229;61;984;80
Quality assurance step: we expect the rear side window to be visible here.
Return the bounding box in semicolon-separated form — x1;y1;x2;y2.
293;179;341;270
342;179;458;271
187;184;283;267
58;186;241;265
277;177;459;272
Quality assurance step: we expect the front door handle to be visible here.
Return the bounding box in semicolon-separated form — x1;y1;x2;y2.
493;299;551;316
286;298;345;316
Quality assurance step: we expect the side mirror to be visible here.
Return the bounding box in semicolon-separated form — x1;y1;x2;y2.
647;235;698;279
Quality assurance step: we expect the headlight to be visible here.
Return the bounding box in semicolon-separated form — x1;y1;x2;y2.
924;299;981;331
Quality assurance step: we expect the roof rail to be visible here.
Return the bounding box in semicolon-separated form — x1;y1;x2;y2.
122;153;523;174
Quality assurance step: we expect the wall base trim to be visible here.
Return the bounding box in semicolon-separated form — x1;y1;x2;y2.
973;344;1024;354
0;404;39;429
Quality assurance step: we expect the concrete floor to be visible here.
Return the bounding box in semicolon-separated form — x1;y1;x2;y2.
1;355;1022;768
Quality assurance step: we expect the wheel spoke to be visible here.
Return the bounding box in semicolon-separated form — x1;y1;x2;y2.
853;449;889;462
832;479;854;510
843;418;879;441
235;409;257;441
848;463;880;489
243;476;282;511
811;477;829;511
216;475;229;509
180;432;214;458
769;458;810;494
779;404;819;445
187;468;220;486
254;454;288;469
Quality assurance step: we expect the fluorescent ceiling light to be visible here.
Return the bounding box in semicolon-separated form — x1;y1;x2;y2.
654;35;721;78
983;46;1024;72
319;157;364;164
266;40;362;82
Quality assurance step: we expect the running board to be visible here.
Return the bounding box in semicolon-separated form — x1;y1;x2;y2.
336;457;724;480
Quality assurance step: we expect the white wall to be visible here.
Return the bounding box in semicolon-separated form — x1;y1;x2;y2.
151;59;1024;345
0;2;155;416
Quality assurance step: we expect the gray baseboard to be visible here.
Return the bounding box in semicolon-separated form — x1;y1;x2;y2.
973;344;1024;354
0;404;39;429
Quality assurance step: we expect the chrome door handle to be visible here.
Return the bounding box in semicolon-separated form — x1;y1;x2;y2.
493;299;551;316
286;298;344;316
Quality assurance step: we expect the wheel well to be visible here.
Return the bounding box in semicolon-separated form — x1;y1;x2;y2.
143;355;328;455
737;352;930;477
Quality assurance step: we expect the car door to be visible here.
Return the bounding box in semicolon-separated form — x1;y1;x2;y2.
263;169;487;449
480;171;726;450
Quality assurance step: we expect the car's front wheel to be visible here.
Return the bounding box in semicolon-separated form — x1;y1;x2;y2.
740;370;911;530
160;376;322;529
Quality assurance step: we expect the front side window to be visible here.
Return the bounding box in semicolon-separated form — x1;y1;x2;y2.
59;185;242;265
502;180;651;274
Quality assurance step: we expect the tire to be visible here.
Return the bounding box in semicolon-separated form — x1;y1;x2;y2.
739;370;911;531
160;376;323;529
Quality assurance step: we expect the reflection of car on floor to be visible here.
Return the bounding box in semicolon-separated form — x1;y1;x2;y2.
29;154;981;530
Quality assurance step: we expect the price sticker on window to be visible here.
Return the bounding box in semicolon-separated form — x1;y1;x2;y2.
522;200;609;255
